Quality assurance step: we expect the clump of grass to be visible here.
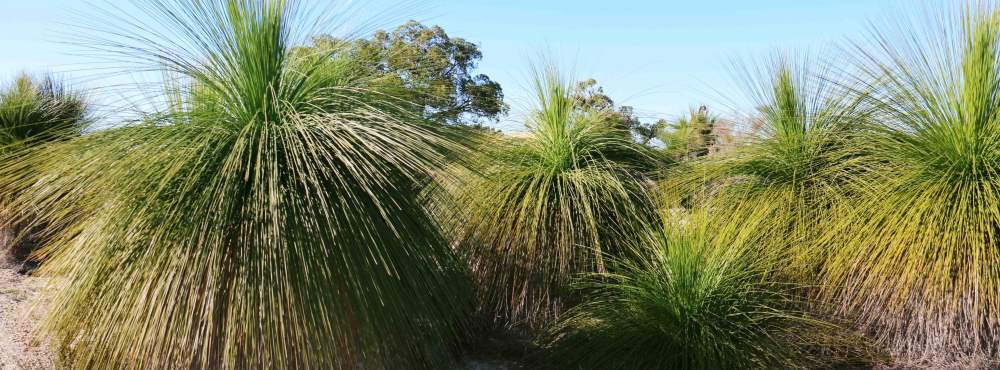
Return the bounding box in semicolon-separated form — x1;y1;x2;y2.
662;55;871;279
542;215;838;370
0;0;472;368
820;2;1000;365
437;65;658;329
0;74;88;262
0;74;87;149
660;106;718;160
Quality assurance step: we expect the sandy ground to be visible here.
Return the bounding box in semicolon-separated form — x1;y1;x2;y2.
0;261;53;370
0;258;519;370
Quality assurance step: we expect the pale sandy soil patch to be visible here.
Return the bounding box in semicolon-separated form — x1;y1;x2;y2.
0;261;53;370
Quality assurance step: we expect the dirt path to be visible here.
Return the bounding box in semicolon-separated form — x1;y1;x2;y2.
0;262;53;370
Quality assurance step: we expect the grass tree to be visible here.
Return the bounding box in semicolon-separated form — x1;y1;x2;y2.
438;66;658;329
542;213;843;369
821;3;1000;365
0;74;88;262
0;0;472;368
662;56;870;278
660;105;718;160
0;74;86;149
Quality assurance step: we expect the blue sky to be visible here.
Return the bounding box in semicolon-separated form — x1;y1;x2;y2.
0;0;893;131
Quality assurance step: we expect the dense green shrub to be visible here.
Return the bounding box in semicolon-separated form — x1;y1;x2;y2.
437;66;659;329
662;56;871;280
0;0;471;368
543;216;834;369
0;74;87;148
0;74;88;262
821;3;1000;366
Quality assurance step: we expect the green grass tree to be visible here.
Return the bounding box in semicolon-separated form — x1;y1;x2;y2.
0;74;89;262
821;3;1000;365
0;74;87;149
660;105;719;160
662;56;871;279
437;66;659;329
543;213;843;369
0;0;473;368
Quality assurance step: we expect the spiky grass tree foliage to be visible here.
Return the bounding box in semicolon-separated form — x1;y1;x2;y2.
662;57;869;278
821;3;1000;365
660;106;718;160
543;215;831;369
0;74;87;148
0;0;471;368
0;74;88;261
439;67;658;329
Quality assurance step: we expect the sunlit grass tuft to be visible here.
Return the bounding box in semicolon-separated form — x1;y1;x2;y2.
0;74;87;149
0;0;472;368
436;65;659;329
0;74;89;261
542;214;842;369
661;55;871;280
820;2;1000;364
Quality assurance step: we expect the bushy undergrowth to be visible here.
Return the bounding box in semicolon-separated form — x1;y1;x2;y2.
543;216;840;369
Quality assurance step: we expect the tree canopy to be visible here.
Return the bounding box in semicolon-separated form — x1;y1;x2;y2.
569;79;662;145
308;21;507;125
